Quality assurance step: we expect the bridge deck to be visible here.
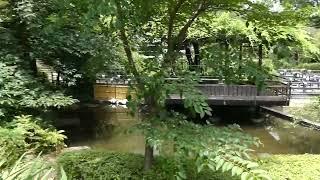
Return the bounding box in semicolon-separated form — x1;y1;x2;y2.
94;82;290;106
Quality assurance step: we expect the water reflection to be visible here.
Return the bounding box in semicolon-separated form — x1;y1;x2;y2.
60;106;320;155
243;118;320;154
61;106;145;154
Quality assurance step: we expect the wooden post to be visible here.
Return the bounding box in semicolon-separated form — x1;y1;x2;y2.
238;43;243;77
288;81;292;105
239;43;243;63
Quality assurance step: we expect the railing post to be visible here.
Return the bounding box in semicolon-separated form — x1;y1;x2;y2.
288;81;292;102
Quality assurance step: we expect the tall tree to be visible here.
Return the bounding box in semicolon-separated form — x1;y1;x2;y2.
111;0;315;172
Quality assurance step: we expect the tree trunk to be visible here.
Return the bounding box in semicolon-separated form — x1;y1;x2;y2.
257;44;263;95
193;41;200;66
294;51;299;65
144;143;154;171
258;44;263;68
239;43;243;68
142;95;158;171
185;42;193;66
115;0;141;86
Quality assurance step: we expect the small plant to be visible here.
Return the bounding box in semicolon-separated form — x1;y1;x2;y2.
6;115;67;153
0;115;66;168
0;149;67;180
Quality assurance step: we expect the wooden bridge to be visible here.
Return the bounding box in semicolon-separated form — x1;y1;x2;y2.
167;84;289;106
94;77;290;106
279;69;320;96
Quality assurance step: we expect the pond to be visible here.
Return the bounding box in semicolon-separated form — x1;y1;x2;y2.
57;105;320;155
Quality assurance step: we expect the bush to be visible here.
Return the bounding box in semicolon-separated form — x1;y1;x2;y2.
58;150;236;180
0;147;67;180
58;151;144;179
5;115;66;153
0;115;66;168
296;63;320;70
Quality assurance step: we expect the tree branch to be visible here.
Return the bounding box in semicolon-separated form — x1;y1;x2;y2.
115;0;142;85
165;0;185;65
176;1;208;47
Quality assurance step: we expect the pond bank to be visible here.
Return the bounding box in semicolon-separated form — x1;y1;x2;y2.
261;106;320;131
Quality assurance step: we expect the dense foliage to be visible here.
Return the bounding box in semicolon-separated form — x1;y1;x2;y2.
59;150;320;180
0;115;66;168
0;148;67;180
0;56;76;120
135;114;270;179
1;0;320;179
58;150;237;180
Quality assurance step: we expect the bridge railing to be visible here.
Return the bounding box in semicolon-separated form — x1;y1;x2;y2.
195;84;289;98
277;69;320;95
95;76;290;99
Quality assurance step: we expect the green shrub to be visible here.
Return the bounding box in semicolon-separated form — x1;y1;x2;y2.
0;115;66;168
0;148;67;180
5;115;66;153
58;150;237;180
296;63;320;70
58;151;144;179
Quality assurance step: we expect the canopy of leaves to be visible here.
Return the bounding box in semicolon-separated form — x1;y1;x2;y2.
0;54;76;120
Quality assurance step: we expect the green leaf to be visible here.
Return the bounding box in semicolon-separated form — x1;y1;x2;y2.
207;163;215;171
257;174;272;180
225;162;234;172
236;167;244;176
231;166;238;176
194;104;202;114
205;110;212;116
178;171;187;179
247;162;259;169
197;164;205;173
216;159;224;170
60;166;68;180
200;111;205;119
222;162;229;172
241;172;249;180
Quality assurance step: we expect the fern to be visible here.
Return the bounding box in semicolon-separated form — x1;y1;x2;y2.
0;149;67;180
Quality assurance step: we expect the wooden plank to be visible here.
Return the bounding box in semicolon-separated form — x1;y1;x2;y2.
224;85;228;96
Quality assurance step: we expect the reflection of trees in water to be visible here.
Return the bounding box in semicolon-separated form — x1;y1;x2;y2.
92;107;139;140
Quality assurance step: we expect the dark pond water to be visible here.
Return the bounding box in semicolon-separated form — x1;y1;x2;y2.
56;105;320;155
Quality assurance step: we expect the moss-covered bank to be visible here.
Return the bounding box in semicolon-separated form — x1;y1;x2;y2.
261;154;320;180
58;150;320;180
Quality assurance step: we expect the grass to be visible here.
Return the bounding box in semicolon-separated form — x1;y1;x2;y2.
285;103;320;123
